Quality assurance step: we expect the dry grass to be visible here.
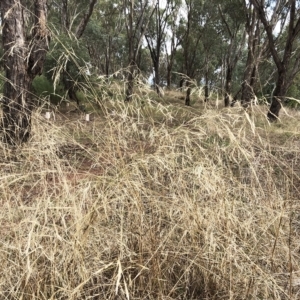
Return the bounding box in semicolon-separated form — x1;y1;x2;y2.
0;92;300;299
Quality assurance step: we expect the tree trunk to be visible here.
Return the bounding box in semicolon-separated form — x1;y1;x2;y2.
125;68;134;102
1;0;49;145
154;62;161;96
267;69;287;121
165;34;179;90
75;0;98;39
104;36;112;78
179;77;185;91
167;63;172;89
125;63;135;102
185;80;192;106
125;0;134;102
124;0;152;101
241;6;260;106
241;80;254;106
241;47;256;105
1;0;30;145
60;0;97;106
63;74;80;106
204;71;209;102
61;0;70;32
145;34;161;96
224;65;233;107
251;0;300;120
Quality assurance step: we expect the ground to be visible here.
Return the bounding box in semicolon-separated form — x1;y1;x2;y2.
0;88;300;299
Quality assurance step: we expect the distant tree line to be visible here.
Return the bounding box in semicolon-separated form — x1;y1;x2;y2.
1;0;300;144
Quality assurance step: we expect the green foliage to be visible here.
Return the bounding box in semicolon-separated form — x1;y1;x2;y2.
1;0;299;114
138;48;153;78
32;75;64;105
83;1;128;76
286;73;300;108
75;90;87;103
44;33;90;83
32;75;53;96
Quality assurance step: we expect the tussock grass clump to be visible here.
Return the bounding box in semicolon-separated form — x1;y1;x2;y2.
0;99;300;299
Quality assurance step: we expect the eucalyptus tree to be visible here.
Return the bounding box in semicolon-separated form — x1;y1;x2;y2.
181;0;206;106
145;0;179;94
200;1;223;102
164;3;184;89
0;0;50;145
85;0;126;77
240;0;286;107
202;29;222;102
251;0;300;120
217;0;246;107
65;0;97;38
49;0;95;33
240;0;261;105
48;0;98;105
123;0;155;101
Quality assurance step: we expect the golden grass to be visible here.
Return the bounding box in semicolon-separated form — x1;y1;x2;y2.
0;94;300;299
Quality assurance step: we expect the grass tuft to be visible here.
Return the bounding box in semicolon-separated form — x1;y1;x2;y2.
0;90;300;299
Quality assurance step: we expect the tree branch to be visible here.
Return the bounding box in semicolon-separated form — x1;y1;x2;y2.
251;0;282;70
75;0;97;39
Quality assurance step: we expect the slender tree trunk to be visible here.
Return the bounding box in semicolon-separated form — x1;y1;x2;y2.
125;62;135;102
166;42;177;90
125;53;135;101
61;0;70;31
185;80;192;106
75;0;98;39
179;77;185;91
154;61;161;95
250;65;257;86
224;65;233;107
145;36;161;96
1;0;49;145
104;36;112;78
241;7;260;106
165;31;179;89
204;71;209;102
221;56;225;93
125;0;134;102
241;47;256;105
167;65;172;89
124;0;153;101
